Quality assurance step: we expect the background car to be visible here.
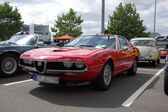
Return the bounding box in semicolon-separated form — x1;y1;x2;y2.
0;32;52;77
164;56;168;95
130;38;160;67
159;47;168;58
20;35;140;90
159;45;168;58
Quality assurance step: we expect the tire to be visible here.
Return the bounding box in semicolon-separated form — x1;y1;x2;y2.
157;59;160;64
0;54;19;77
127;59;137;76
164;71;168;95
94;62;112;90
152;60;157;67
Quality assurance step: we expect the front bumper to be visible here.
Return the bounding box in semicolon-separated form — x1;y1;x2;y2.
139;56;157;62
21;64;103;82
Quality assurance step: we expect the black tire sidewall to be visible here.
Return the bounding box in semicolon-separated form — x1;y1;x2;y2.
127;59;137;76
152;60;157;67
94;62;113;90
157;59;160;64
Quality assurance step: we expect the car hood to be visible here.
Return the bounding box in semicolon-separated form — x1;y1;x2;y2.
135;46;155;56
0;41;7;46
0;41;16;47
21;47;104;60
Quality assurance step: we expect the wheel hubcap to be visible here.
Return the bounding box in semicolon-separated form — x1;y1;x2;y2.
103;64;112;86
2;57;17;75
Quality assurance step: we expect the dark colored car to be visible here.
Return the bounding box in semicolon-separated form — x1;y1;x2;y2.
164;56;168;95
0;33;50;77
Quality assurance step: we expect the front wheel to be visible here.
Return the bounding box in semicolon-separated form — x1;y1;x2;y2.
0;54;19;77
94;62;112;90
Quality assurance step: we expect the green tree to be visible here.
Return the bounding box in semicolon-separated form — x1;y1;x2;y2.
0;2;23;41
108;3;149;40
51;8;83;37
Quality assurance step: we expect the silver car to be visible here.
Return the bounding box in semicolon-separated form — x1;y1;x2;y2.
130;38;160;66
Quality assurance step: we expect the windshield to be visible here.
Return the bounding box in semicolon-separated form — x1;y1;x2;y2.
8;35;38;46
131;40;156;47
158;45;168;51
65;35;116;49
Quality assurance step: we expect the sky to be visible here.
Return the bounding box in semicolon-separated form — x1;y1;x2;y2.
0;0;168;36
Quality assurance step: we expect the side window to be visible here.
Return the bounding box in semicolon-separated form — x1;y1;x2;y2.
119;37;128;49
108;38;116;49
29;36;38;45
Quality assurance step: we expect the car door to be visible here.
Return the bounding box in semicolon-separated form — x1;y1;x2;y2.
111;36;127;75
118;37;131;71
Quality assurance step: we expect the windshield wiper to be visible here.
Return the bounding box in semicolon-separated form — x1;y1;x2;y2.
79;45;94;47
64;45;75;47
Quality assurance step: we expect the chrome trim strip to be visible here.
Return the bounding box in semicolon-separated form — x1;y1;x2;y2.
19;64;36;72
46;68;88;73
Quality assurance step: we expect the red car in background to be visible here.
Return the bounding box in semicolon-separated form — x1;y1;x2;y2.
19;35;140;90
159;48;168;58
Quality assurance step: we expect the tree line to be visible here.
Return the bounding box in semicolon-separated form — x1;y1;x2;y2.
0;2;149;41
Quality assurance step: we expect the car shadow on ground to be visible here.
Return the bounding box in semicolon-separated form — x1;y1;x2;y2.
29;72;156;108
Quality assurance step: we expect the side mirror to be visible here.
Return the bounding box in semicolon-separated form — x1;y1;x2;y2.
123;46;128;51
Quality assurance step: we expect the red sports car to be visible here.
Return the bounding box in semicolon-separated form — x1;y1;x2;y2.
19;35;140;90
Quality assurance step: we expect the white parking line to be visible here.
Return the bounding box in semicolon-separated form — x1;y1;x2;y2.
122;67;164;107
3;79;33;86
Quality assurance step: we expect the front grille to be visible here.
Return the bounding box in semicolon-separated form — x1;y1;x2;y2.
46;62;64;70
20;59;87;74
34;61;45;73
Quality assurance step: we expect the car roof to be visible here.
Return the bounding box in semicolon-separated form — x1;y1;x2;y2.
131;37;156;41
81;34;120;38
14;34;39;37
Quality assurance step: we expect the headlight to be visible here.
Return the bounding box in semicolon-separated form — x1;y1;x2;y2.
63;62;73;68
23;59;32;65
75;62;84;68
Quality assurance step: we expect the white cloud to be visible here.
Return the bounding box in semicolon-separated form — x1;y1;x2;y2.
0;0;168;35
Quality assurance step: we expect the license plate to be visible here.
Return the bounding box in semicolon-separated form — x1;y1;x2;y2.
32;74;59;84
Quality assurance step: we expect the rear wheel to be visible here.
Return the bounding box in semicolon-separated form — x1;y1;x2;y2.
127;59;137;76
0;54;19;77
94;62;112;90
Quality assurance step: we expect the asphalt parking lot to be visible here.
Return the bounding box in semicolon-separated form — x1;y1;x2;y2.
0;59;168;112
